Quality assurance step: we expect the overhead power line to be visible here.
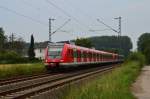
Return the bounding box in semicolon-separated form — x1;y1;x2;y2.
45;0;92;31
49;18;71;42
60;0;98;26
20;0;41;11
0;5;47;26
89;29;111;32
97;19;118;33
51;19;71;35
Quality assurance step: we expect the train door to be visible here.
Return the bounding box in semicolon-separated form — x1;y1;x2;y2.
77;50;81;62
89;51;91;62
68;49;73;62
83;51;86;62
91;52;93;62
86;51;89;62
99;54;101;62
89;52;92;62
93;53;95;62
97;53;99;62
85;51;88;62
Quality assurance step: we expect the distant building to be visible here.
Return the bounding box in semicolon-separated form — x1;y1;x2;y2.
34;41;49;60
35;48;45;60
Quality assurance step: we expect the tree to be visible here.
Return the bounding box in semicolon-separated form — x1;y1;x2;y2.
75;38;93;48
0;27;6;51
137;33;150;52
13;37;25;55
143;45;150;64
28;34;35;60
138;33;150;64
89;36;132;57
4;34;25;55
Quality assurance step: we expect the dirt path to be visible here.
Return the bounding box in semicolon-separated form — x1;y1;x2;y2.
132;66;150;99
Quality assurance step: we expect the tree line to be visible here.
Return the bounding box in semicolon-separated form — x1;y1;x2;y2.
0;27;25;55
75;33;150;64
75;36;133;57
0;27;36;63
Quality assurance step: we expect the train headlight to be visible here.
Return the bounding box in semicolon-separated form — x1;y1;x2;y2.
44;63;49;65
60;60;64;62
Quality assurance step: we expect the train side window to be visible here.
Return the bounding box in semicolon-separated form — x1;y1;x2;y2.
97;53;99;60
83;52;86;58
73;49;77;58
84;52;86;58
90;52;92;59
94;53;96;58
99;54;101;60
81;51;84;58
89;52;91;59
91;53;93;59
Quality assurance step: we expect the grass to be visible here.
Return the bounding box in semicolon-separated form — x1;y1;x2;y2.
62;61;142;99
0;63;46;79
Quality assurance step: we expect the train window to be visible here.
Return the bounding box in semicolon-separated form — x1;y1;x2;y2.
95;53;97;59
73;49;77;58
93;53;95;58
103;54;106;59
89;52;92;59
91;53;93;59
48;47;63;59
99;54;101;60
92;53;94;58
83;52;86;58
97;53;99;60
94;53;96;58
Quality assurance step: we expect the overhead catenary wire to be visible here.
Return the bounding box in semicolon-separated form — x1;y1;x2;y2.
59;0;116;35
97;19;118;33
51;19;71;35
89;29;111;32
60;0;97;26
16;0;41;11
45;0;93;32
0;5;48;26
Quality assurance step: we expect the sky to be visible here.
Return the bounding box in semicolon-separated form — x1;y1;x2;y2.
0;0;150;50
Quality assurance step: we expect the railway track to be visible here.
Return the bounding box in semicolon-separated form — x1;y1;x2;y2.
0;73;55;86
0;65;117;99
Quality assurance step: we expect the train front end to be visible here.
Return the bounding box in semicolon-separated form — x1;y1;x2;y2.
44;43;64;70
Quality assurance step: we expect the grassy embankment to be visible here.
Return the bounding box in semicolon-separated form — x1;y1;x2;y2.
0;63;46;79
62;52;145;99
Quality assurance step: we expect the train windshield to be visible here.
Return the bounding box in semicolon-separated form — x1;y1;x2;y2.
48;45;63;59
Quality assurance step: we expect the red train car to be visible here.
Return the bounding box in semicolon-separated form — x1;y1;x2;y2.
44;43;123;69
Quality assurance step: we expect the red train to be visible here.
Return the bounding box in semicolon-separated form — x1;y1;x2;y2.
44;43;124;69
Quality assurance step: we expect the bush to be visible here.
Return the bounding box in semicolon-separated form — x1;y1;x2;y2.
62;61;141;99
127;52;145;66
0;51;40;64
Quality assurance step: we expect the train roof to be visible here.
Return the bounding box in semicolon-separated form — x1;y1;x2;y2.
64;43;118;55
47;43;119;55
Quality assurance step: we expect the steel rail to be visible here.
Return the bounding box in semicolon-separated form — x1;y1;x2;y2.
1;65;116;99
